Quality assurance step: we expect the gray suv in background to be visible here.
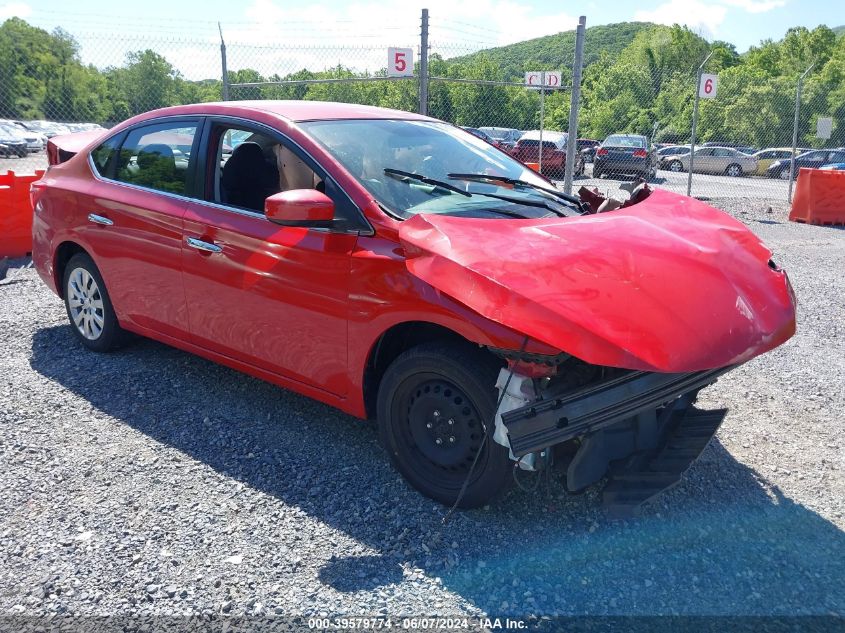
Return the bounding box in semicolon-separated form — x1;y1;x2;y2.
593;134;657;179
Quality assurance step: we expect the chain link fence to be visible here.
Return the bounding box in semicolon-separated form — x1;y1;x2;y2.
1;11;842;202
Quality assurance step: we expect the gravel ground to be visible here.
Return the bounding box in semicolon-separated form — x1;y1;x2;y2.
1;198;843;629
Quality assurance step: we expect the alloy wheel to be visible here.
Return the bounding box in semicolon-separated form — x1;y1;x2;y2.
66;267;105;340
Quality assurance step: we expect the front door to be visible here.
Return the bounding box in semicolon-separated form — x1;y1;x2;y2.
181;120;362;397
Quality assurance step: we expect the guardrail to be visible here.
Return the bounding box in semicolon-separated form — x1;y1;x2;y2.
789;168;845;226
0;170;45;258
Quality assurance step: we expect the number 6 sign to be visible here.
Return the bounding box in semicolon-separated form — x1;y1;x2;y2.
699;73;718;99
388;47;413;77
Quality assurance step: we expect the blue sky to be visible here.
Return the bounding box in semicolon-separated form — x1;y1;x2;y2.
1;0;842;79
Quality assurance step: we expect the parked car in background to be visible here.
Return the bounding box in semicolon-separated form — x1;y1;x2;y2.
593;134;657;179
820;162;845;170
751;148;801;176
25;120;72;138
460;126;498;147
510;130;583;178
67;122;106;133
702;142;757;154
577;138;600;162
31;100;796;512
0;119;44;152
478;127;521;150
665;146;757;177
0;123;29;157
766;149;845;179
656;144;691;168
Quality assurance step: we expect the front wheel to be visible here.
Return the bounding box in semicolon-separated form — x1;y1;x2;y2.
63;253;128;352
377;342;511;508
668;160;684;173
725;163;743;177
778;169;792;180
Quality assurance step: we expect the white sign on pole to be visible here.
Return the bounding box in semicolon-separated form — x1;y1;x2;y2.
699;73;718;99
525;71;561;90
817;117;833;139
387;48;413;77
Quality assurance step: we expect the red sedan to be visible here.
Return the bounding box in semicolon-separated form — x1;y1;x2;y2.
31;101;796;514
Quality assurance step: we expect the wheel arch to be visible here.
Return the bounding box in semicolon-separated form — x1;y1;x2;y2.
53;241;90;298
361;320;502;420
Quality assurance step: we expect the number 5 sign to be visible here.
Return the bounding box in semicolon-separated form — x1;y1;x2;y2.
388;48;413;77
699;73;718;99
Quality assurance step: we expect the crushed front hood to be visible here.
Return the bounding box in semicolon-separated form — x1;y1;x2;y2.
399;189;796;372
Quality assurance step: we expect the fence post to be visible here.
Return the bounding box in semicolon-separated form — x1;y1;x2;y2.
563;15;586;195
539;72;545;173
219;23;230;101
419;9;429;116
687;50;714;197
788;63;814;202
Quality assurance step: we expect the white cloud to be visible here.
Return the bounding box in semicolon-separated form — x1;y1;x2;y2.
0;2;32;20
164;0;579;81
634;0;728;37
59;0;580;81
719;0;787;13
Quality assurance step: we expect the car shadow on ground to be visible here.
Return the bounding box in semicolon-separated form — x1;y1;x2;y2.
30;326;845;617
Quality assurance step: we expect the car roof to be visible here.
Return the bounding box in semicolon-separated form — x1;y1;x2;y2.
521;130;566;140
127;100;434;124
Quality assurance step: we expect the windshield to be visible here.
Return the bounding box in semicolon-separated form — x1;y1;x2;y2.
604;135;646;148
301;119;567;220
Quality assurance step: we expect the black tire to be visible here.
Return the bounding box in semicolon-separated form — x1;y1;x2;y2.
377;342;511;508
593;168;603;179
62;252;129;352
725;163;743;177
668;160;683;173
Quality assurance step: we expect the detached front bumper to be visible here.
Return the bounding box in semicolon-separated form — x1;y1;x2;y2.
496;365;736;516
501;366;734;457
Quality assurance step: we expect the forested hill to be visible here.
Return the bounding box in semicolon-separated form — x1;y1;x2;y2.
447;22;654;80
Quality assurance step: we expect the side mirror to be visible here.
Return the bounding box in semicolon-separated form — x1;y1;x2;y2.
265;189;335;228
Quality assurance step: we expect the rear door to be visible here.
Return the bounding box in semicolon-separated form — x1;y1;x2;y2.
180;117;366;396
711;148;735;173
79;118;201;340
694;148;715;173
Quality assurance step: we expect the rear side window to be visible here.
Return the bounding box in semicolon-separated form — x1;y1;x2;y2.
115;122;199;196
90;136;121;177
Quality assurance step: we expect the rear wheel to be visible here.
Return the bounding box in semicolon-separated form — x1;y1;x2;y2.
778;169;791;180
62;253;128;352
377;342;510;508
725;163;743;177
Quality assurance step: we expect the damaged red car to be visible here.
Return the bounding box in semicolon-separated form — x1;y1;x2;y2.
31;102;796;515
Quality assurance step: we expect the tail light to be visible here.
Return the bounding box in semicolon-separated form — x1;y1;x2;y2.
596;148;608;157
632;149;648;158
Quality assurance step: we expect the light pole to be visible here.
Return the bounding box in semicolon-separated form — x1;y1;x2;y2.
788;63;814;202
687;51;714;197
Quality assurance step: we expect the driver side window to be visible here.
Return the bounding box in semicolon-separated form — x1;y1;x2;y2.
209;122;368;231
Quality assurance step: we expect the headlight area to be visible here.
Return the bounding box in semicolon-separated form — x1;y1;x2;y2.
487;348;740;518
